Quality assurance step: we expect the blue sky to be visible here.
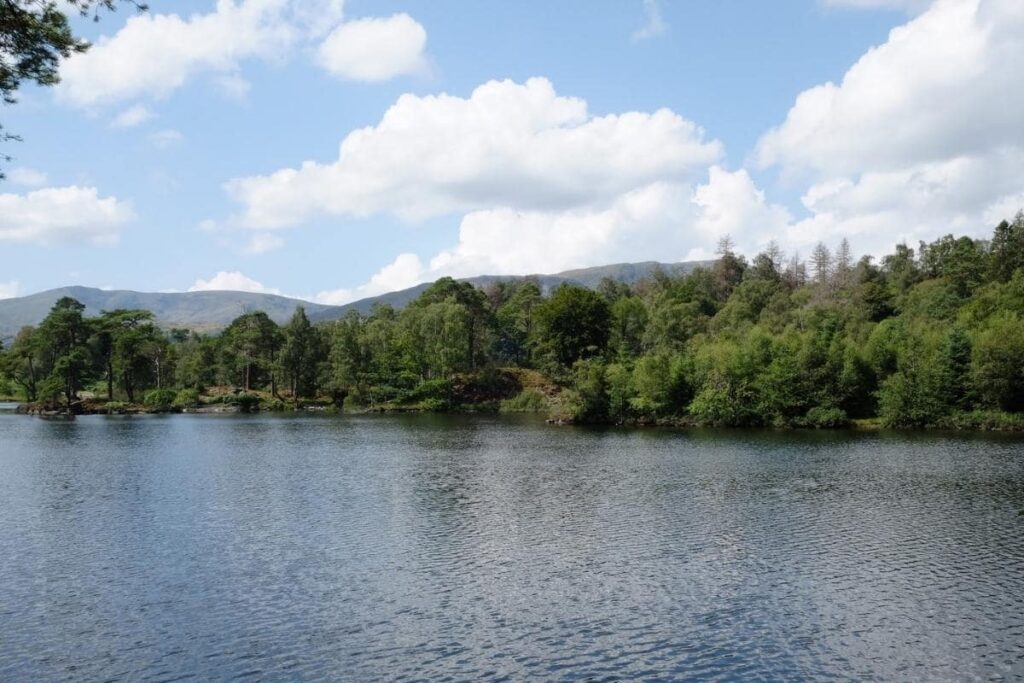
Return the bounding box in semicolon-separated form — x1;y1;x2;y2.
1;0;1021;303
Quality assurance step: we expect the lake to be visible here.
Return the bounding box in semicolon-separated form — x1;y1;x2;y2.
1;411;1022;681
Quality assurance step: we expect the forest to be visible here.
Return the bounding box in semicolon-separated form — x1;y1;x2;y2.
3;211;1024;430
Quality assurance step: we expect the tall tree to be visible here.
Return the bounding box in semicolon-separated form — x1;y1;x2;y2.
36;296;91;410
988;211;1024;283
280;306;324;399
0;325;39;400
534;284;610;370
221;311;282;392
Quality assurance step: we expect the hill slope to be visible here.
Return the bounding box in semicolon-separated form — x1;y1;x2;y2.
0;260;710;341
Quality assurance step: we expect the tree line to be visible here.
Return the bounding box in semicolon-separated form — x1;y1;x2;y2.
3;211;1024;428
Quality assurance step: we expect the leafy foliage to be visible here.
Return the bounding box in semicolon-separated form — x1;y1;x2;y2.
3;215;1024;428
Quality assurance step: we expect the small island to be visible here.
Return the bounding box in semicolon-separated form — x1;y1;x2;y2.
4;215;1024;431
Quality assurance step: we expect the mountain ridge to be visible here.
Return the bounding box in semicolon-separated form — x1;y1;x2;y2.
0;260;711;342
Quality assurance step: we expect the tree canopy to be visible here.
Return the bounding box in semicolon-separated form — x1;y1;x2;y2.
4;212;1024;429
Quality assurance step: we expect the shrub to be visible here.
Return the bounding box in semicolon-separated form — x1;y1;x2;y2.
143;389;177;411
418;397;449;412
404;378;454;404
104;401;130;414
800;406;850;429
173;388;200;409
939;410;1024;431
547;389;585;423
500;388;548;413
235;393;260;413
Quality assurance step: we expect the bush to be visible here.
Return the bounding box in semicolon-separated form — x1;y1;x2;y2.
404;378;454;404
173;388;200;409
799;406;850;429
547;389;586;423
104;401;130;414
263;397;288;412
500;388;548;413
143;389;177;410
418;397;449;412
235;393;260;413
939;410;1024;431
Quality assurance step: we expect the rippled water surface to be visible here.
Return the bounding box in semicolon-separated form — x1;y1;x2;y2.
1;413;1023;681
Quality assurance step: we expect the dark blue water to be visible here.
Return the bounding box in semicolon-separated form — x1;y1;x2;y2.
1;411;1022;681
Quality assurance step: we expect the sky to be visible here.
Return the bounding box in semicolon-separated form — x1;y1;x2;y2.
1;0;1022;303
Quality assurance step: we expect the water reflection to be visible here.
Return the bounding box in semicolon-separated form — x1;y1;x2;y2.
0;413;1022;681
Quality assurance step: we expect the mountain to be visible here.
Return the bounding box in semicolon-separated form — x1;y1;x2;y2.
0;260;710;342
310;260;711;319
0;287;343;342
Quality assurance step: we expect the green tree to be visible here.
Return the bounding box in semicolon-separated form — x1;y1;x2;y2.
221;311;282;392
0;325;39;399
35;296;91;410
533;284;610;370
988;211;1024;283
971;314;1024;411
94;309;158;401
609;295;648;359
495;280;542;365
280;306;324;399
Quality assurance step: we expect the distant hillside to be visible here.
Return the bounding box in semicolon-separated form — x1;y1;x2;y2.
0;287;344;342
0;260;710;341
312;260;710;319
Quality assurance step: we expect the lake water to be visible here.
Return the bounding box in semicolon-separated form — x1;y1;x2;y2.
1;412;1022;681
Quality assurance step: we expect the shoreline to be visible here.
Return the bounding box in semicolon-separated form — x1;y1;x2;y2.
9;399;1024;432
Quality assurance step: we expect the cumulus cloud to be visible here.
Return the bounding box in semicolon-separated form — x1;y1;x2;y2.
632;0;668;41
316;168;790;305
757;0;1023;176
315;253;424;304
189;271;281;294
111;104;155;127
0;281;19;300
0;186;134;245
6;167;48;188
755;0;1024;252
224;77;722;229
58;0;296;108
318;13;428;81
57;0;428;109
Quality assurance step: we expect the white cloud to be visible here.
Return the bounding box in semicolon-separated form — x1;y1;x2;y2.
6;167;48;188
0;281;19;300
243;233;286;254
58;0;296;108
632;0;668;41
189;271;281;294
111;104;155;127
224;77;723;229
755;0;1024;253
756;0;1023;177
693;167;792;247
149;129;184;148
57;0;429;108
784;151;1024;253
317;168;792;305
0;186;134;245
317;13;428;81
315;253;424;304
